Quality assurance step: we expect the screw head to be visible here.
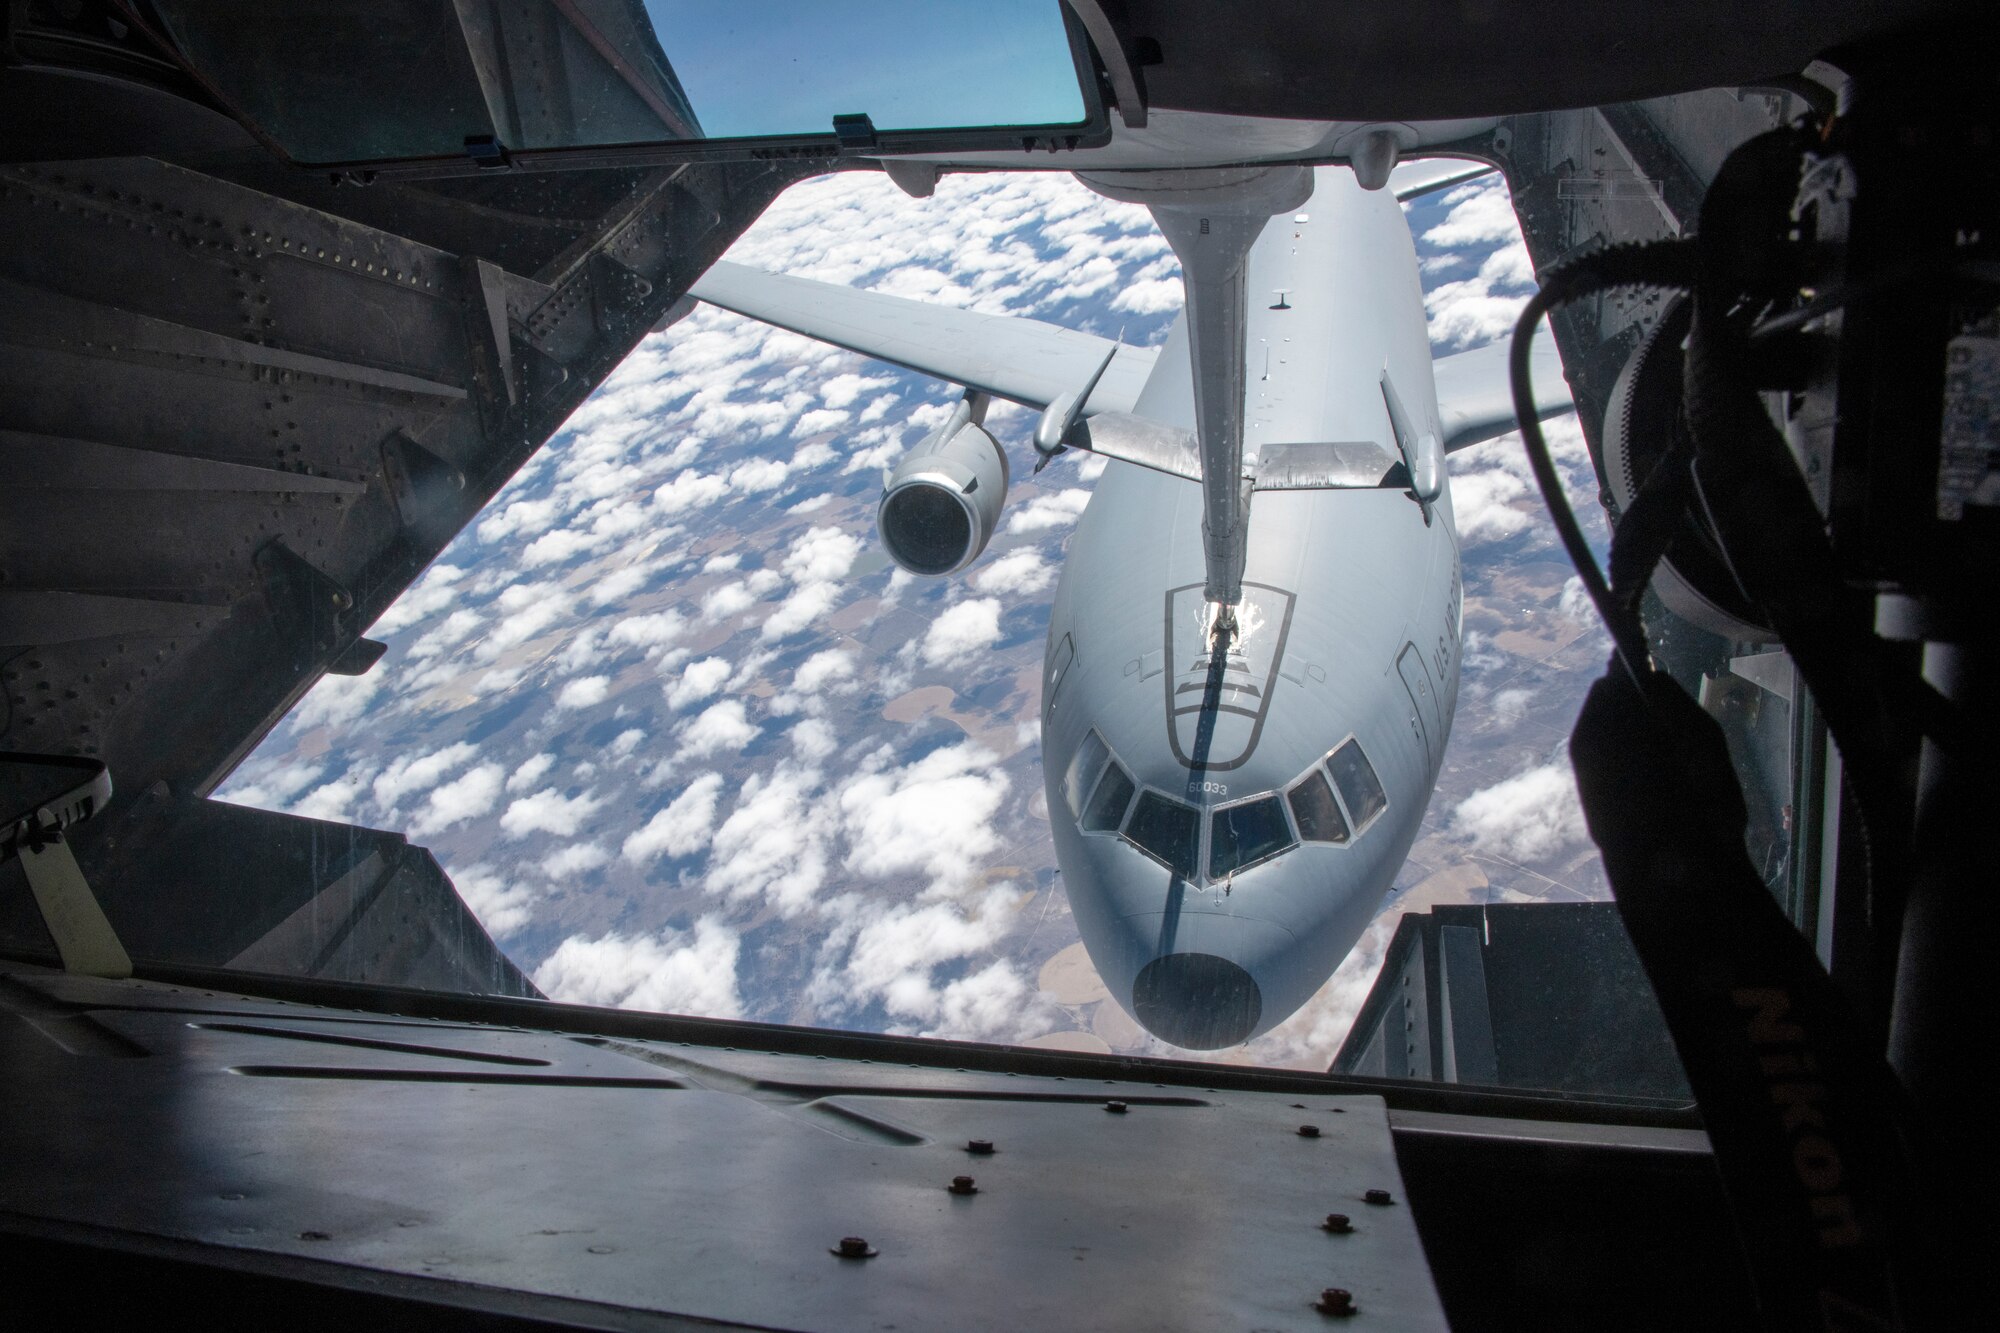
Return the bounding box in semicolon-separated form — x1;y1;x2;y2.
1297;1124;1322;1138
1104;1100;1128;1114
832;1236;877;1259
1314;1287;1358;1317
948;1175;979;1196
1321;1213;1353;1233
966;1139;995;1154
1364;1188;1395;1206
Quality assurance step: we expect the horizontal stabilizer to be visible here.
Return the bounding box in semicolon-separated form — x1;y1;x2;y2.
1252;441;1403;491
1067;411;1202;483
1433;335;1573;453
689;261;1157;415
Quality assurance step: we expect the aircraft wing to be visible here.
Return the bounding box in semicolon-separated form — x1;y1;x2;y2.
1389;158;1497;202
689;261;1157;416
1432;335;1574;453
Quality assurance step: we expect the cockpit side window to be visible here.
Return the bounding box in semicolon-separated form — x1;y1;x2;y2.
1123;791;1200;879
1287;768;1349;843
1082;761;1136;833
1209;795;1295;878
1327;739;1387;831
1063;729;1110;818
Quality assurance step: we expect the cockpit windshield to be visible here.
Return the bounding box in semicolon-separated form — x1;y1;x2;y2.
1209;796;1294;878
1123;790;1201;880
1326;739;1388;832
1078;730;1381;885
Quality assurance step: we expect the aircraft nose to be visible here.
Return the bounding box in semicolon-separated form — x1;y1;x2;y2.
1132;952;1263;1049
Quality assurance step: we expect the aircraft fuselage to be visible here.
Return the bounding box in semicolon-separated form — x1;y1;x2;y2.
1042;168;1461;1049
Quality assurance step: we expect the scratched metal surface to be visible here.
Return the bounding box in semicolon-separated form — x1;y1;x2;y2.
0;966;1445;1330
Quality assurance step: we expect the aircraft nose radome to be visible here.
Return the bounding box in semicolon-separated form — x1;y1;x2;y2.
1132;953;1263;1050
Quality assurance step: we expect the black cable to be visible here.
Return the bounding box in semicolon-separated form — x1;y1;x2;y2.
1506;240;1697;687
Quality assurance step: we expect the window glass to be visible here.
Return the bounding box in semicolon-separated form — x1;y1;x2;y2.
1287;769;1349;843
1063;730;1109;818
1082;762;1136;833
1327;740;1388;831
149;0;1092;164
1209;796;1295;878
1122;791;1200;879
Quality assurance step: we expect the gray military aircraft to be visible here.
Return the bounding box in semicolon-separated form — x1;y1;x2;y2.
691;159;1572;1048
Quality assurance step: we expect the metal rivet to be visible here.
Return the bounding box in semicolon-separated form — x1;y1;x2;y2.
298;1230;331;1241
1322;1213;1353;1233
1314;1287;1357;1317
1298;1124;1321;1138
1104;1100;1128;1114
1364;1188;1394;1206
587;1244;615;1254
833;1236;878;1259
966;1139;995;1155
948;1176;978;1196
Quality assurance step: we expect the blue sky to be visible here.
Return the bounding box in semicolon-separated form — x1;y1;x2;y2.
643;0;1087;138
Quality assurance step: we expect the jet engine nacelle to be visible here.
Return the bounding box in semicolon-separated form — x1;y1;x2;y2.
876;400;1009;576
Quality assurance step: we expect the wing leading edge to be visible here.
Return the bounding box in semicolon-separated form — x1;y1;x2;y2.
692;258;1571;484
1432;335;1574;453
689;261;1155;417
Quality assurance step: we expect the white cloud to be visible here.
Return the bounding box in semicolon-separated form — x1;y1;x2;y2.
790;716;837;761
507;752;555;793
371;563;465;635
407;609;483;660
700;580;757;621
500;786;605;839
1450;762;1590;862
372;742;477;814
543;842;611;878
677;698;759;759
838;742;1009;894
761;579;840;641
706;763;831;915
654;470;732;514
1005;488;1092;533
408;763;505;836
476;581;572;660
555;675;612;710
921;598;1003;667
289;774;367;822
286;673;381;734
607;610;686;653
216;759;324;812
781;525;862;582
453;864;535;940
1447;465;1532;545
792;648;855;696
821;372;895;409
622;773;725;864
533;916;744;1018
729;457;792;492
666;656;732;710
971;548;1054;595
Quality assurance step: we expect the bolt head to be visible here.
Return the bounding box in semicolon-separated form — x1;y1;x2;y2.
1297;1124;1321;1138
1364;1188;1394;1206
832;1236;876;1259
1104;1100;1128;1113
948;1175;978;1195
965;1139;995;1154
1322;1213;1353;1233
1314;1287;1357;1317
